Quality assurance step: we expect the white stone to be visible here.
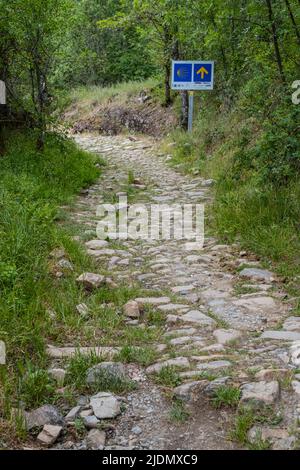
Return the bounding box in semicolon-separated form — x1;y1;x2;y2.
84;415;99;429
157;303;189;313
46;345;118;359
90;392;121;419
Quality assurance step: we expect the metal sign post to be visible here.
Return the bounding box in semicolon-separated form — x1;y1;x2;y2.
171;61;214;133
0;80;6;105
188;92;194;133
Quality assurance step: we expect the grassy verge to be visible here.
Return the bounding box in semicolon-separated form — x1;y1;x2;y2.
0;130;100;418
163;94;300;310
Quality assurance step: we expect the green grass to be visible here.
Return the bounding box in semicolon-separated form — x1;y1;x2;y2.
211;386;241;409
154;366;182;388
230;406;283;447
116;345;157;366
18;362;56;409
65;352;104;392
0;130;100;417
169;399;190;423
65;352;136;394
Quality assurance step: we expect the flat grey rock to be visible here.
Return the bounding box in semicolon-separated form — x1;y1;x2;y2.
26;405;64;431
90;392;121;419
239;268;275;282
86;429;106;450
261;331;300;341
146;357;190;374
240;381;280;406
181;310;216;327
173;380;209;402
196;360;231;371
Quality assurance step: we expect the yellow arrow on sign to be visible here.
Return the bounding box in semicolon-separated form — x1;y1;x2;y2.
196;66;208;79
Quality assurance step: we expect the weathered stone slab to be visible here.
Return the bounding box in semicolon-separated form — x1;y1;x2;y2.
85;239;109;250
181;310;216;327
196;360;231;371
146;357;190;374
261;331;300;341
173;380;209;402
239;268;275;282
135;297;170;306
240;381;280;406
26;405;64;431
46;345;118;359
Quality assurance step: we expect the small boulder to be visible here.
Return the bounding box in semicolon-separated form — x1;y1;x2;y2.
25;405;64;431
76;272;105;291
90;392;121;419
65;406;81;422
173;380;209;402
240;381;280;407
85;240;109;250
123;300;140;319
86;429;106;450
239;268;275;283
37;424;62;447
203;377;231;397
83;415;99;430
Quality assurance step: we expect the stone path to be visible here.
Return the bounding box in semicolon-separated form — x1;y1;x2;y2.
46;134;300;450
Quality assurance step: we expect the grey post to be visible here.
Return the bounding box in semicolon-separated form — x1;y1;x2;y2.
188;91;194;133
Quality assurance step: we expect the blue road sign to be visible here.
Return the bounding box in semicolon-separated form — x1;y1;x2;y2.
171;61;214;91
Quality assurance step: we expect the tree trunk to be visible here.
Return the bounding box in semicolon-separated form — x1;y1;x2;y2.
265;0;286;84
164;61;172;107
284;0;300;46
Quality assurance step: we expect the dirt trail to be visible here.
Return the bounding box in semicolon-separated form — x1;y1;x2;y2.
49;134;299;450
